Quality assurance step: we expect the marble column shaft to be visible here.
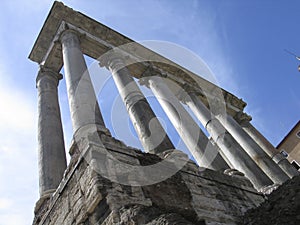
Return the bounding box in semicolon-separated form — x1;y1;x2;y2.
36;67;67;196
100;55;174;154
215;113;289;184
185;92;273;189
240;120;299;178
141;75;229;171
60;29;105;134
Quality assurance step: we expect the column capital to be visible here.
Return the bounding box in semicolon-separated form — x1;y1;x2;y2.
98;49;126;72
233;111;252;124
141;64;167;78
176;83;204;104
59;28;83;48
36;66;63;87
139;65;167;88
224;93;247;113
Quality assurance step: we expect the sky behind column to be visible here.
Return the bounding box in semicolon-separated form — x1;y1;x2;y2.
0;0;299;224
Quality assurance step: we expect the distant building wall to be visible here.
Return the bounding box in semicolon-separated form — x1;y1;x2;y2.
277;121;300;170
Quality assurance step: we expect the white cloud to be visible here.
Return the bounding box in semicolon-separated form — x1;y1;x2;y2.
0;214;26;225
0;1;282;224
0;198;13;210
0;63;38;225
0;64;37;156
0;88;35;134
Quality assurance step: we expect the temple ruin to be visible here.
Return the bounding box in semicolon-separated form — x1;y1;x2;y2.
29;2;299;224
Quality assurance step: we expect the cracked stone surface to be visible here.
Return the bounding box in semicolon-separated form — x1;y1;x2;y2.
243;174;300;225
33;131;265;225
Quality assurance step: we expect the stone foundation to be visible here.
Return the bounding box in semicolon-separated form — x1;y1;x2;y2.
33;131;264;225
243;175;300;225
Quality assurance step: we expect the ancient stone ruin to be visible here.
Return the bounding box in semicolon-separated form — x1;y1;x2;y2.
29;2;299;224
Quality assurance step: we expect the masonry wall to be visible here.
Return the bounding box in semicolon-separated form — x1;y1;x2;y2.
243;175;300;225
33;131;265;225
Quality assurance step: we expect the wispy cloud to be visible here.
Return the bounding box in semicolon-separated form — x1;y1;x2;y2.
0;198;13;210
0;214;25;225
0;62;38;225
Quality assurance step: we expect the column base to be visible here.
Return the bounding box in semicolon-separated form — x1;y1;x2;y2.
223;168;248;181
259;184;280;195
34;189;56;213
70;124;111;156
157;149;190;172
224;168;245;176
157;149;189;160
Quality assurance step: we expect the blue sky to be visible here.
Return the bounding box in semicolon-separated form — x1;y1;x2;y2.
0;0;300;224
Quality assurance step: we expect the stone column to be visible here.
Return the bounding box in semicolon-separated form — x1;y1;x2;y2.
36;66;67;197
99;53;174;154
215;112;289;184
183;91;273;189
60;29;105;135
237;116;299;178
140;74;229;171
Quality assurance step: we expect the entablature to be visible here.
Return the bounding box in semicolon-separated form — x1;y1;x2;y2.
29;1;248;118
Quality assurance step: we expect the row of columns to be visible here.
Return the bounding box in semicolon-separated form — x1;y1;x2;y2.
36;29;298;197
214;112;289;184
238;118;299;178
181;91;273;188
139;75;229;171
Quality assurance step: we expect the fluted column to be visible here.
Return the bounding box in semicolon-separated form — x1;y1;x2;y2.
60;29;105;134
140;74;229;171
215;112;289;184
182;91;273;189
237;116;299;178
99;53;174;154
36;66;67;197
